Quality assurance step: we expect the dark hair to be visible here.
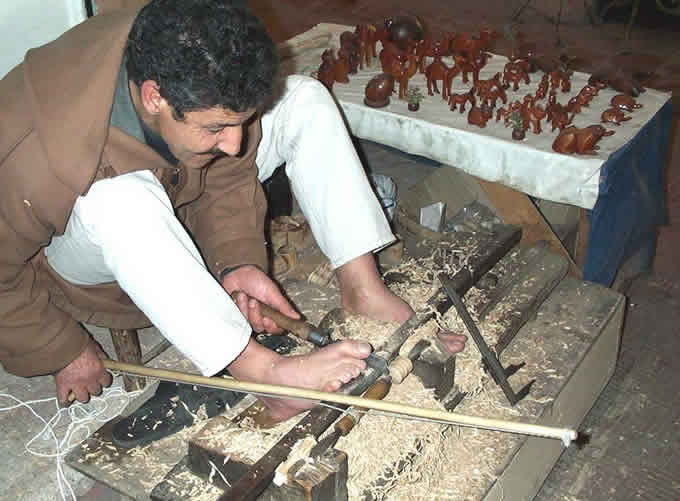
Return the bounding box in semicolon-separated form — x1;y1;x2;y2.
125;0;278;119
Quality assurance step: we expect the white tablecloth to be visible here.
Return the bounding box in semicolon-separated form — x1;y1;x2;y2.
281;23;671;209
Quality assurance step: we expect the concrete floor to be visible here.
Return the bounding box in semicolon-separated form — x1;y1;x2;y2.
1;1;679;500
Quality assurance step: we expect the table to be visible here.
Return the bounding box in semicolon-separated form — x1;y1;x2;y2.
280;24;672;286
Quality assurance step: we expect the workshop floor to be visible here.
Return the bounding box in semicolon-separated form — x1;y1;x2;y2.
1;1;678;500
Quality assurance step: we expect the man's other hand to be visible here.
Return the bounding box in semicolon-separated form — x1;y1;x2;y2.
221;264;299;333
54;338;112;406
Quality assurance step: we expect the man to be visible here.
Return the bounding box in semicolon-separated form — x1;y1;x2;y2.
0;0;465;422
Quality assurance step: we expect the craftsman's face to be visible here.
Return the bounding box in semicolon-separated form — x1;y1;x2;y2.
158;104;257;169
136;80;256;169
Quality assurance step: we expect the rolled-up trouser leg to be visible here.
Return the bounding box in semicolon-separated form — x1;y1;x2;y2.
256;75;395;269
45;170;250;376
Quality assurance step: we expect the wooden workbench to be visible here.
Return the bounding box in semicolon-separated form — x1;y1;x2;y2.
66;225;624;500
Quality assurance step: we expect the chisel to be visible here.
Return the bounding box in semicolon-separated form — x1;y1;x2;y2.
256;301;390;374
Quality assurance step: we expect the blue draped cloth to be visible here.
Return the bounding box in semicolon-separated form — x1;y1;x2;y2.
584;99;672;285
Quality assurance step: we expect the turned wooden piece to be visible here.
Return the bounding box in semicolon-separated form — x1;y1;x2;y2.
364;73;395;108
601;108;632;125
552;125;615;155
385;15;425;51
109;328;146;392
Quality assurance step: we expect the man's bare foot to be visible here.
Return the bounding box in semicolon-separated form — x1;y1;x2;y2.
436;331;468;355
228;338;371;422
336;253;414;324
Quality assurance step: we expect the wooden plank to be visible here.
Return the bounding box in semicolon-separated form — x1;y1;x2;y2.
476;178;582;278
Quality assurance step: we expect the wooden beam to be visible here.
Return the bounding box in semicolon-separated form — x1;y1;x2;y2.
476;178;582;278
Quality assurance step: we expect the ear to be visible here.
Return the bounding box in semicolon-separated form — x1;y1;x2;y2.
139;80;164;116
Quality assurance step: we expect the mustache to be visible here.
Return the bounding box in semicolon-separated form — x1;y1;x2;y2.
198;148;227;157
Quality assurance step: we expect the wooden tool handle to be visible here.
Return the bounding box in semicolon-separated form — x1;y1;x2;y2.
335;377;392;436
257;302;313;341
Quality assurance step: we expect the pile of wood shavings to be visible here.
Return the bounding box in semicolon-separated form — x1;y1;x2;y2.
334;373;447;500
199;414;305;464
161;470;224;500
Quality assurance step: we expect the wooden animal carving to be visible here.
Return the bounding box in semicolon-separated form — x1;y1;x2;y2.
452;53;480;84
387;52;418;100
354;23;376;69
534;74;550;100
316;49;337;91
474;72;504;97
424;42;450;98
340;31;360;74
611;94;642;112
503;61;530;91
552;125;615;155
449;88;475;113
467;103;493;128
601;108;632;125
550;69;572;93
521;101;547;134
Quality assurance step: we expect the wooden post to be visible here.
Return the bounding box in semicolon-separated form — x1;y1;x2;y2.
109;328;146;392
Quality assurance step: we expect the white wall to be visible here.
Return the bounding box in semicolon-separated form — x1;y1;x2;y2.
0;0;87;78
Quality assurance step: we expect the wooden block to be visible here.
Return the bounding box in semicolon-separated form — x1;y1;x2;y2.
260;449;349;501
412;344;456;401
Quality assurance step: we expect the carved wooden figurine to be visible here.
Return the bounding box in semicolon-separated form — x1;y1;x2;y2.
521;100;547;134
316;49;337;92
503;60;530;91
451;53;479;84
451;29;495;64
534;74;550;100
474;72;504;98
611;94;643;112
552;125;615;155
496;100;522;125
340;31;360;74
549;69;572;93
364;73;395;108
601;108;632;125
334;48;351;83
467;103;493;128
424;41;450;98
387;51;418;100
449;88;476;113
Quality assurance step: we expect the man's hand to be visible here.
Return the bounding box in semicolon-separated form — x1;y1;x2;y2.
221;265;300;333
54;337;112;406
